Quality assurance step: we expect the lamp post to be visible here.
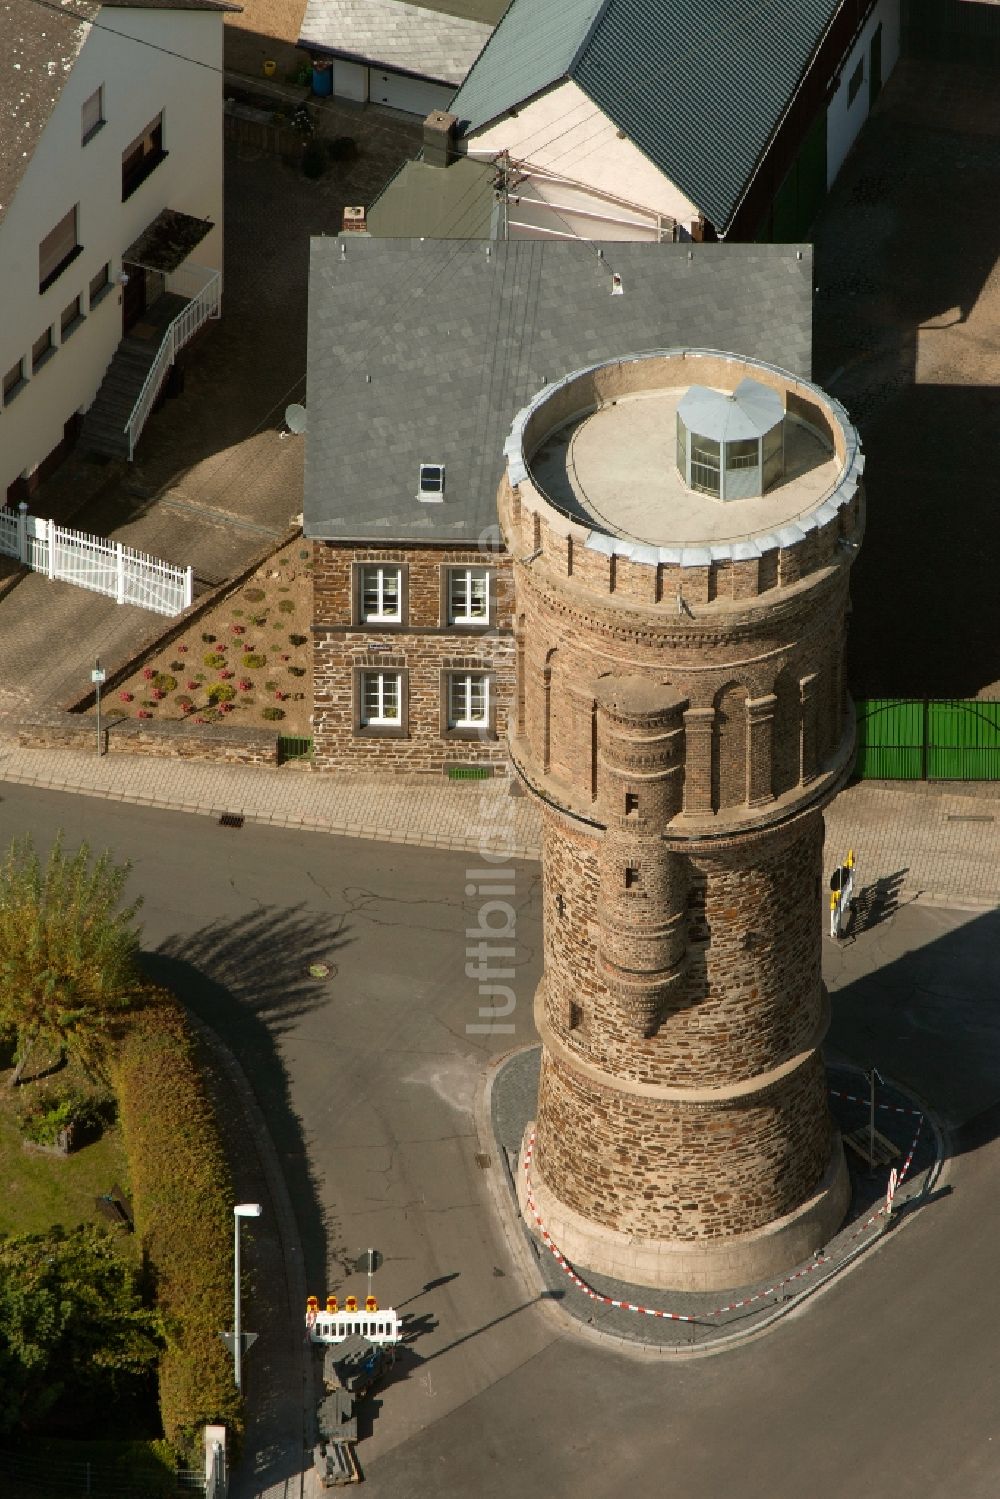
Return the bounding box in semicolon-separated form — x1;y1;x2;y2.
233;1203;262;1391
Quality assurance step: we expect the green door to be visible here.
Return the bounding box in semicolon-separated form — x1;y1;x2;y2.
869;22;883;109
927;701;1000;780
854;699;925;780
770;108;829;242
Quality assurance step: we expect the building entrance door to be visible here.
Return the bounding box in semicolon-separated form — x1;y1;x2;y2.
122;262;146;333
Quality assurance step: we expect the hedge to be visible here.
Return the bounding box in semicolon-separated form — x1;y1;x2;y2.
110;992;242;1461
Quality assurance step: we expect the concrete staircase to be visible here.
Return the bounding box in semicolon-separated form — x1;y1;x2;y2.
80;292;188;460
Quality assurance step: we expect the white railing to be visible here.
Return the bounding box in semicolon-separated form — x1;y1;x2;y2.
125;267;221;460
0;504;193;617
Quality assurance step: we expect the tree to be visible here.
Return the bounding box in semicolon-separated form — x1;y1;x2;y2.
0;835;143;1085
0;1224;162;1436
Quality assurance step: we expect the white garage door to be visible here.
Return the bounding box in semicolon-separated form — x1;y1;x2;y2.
370;69;455;116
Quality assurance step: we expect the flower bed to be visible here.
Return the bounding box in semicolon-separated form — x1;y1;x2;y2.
101;549;313;735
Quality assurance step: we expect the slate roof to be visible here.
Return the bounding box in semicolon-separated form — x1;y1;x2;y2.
450;0;845;232
298;0;505;86
0;0;233;228
304;238;813;543
367;154;497;238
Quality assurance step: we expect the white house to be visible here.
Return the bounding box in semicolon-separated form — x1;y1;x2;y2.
297;0;506;116
0;0;231;502
371;0;902;245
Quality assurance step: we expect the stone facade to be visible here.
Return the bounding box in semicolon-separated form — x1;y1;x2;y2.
501;349;864;1290
311;542;515;772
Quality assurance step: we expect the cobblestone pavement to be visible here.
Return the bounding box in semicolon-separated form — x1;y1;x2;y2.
0;740;996;910
812;58;1000;698
489;1047;939;1352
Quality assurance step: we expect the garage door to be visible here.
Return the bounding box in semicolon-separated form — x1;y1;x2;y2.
370;69;455;116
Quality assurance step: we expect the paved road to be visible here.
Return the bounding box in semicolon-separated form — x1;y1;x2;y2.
3;785;998;1497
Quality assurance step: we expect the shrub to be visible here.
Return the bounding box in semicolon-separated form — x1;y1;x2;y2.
327;136;357;164
203;653;226;669
111;993;241;1460
18;1084;114;1148
201;633;216;644
264;680;277;693
243;653;266;669
152;673;177;693
232;608;244;618
249;612;268;627
289;634;308;647
278;599;295;613
262;706;285;721
242;587;265;603
289;666;306;678
239;697;255;706
299;549;310;559
176;695;193;710
302;142;326;179
206;683;236;704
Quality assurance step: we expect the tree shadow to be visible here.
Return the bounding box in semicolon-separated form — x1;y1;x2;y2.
140;902;350;1289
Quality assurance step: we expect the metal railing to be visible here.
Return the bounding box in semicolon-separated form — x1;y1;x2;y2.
125;268;221;460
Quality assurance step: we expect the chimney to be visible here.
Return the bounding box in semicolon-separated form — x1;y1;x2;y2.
423;110;458;168
341;205;367;233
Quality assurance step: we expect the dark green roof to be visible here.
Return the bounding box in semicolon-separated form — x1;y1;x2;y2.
368;156;498;239
450;0;844;231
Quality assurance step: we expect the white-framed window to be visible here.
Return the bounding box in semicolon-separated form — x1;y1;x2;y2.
448;672;489;729
81;86;104;144
448;567;489;625
362;671;401;726
360;565;402;622
418;463;445;501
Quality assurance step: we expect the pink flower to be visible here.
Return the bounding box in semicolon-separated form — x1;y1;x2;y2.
119;691;134;703
151;688;165;700
221;701;234;713
280;654;290;661
238;678;252;692
177;643;188;653
194;716;208;724
275;690;287;701
187;680;199;690
219;669;234;680
231;624;246;635
216;642;227;651
142;667;154;680
137;709;152;719
183;702;195;713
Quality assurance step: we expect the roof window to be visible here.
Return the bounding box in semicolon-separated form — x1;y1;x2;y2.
418;463;445;502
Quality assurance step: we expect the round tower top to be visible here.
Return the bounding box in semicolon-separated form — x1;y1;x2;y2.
504;350;863;568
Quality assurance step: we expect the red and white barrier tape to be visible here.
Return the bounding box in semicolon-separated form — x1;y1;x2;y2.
522;1106;926;1325
828;1088;923;1117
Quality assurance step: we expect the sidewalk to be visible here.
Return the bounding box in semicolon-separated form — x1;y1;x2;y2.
0;741;997;908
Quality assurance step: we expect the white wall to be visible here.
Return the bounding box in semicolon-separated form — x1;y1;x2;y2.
333;58;368;103
827;0;900;186
468;79;701;234
0;6;224;498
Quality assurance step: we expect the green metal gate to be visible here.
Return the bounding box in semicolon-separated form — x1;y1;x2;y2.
854;699;1000;781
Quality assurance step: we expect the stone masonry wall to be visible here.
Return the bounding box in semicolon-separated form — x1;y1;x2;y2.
540;806;827;1090
535;1045;833;1241
312;542;515;772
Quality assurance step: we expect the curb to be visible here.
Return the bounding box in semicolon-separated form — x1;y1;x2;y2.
475;1046;948;1360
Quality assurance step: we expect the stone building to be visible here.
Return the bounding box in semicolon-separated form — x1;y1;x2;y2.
500;348;864;1290
304;239;816;773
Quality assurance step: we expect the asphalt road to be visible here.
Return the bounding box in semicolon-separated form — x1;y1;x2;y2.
2;783;999;1498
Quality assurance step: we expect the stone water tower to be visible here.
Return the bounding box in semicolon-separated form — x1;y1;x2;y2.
499;350;864;1291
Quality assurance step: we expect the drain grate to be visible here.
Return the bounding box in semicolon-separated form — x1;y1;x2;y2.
945;814;994;823
218;812;245;829
474;1152;492;1170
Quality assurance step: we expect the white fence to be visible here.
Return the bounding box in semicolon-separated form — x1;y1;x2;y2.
126;266;221;460
0;504;193;617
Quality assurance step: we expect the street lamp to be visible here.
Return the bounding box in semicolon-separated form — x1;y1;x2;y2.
233;1203;262;1391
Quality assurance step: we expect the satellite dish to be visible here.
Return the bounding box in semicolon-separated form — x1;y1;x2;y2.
284;403;307;435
